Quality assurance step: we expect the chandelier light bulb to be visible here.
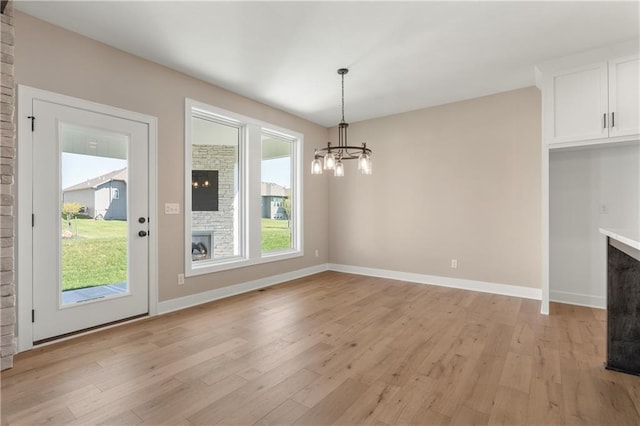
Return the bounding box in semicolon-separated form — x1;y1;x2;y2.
311;158;323;174
324;151;336;170
357;152;368;171
334;159;345;177
361;157;372;175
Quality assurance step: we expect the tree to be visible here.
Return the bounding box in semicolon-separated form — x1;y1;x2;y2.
283;197;291;228
62;202;83;235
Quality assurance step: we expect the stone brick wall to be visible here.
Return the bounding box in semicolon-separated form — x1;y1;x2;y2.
191;145;237;259
0;0;16;371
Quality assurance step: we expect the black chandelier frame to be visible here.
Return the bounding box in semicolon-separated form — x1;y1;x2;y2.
312;68;372;162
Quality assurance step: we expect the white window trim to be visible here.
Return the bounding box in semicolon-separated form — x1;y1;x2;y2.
185;98;303;277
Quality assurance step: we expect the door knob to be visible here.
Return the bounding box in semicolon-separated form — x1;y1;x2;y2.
138;230;147;237
138;217;146;224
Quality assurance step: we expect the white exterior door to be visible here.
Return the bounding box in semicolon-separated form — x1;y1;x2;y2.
29;98;150;342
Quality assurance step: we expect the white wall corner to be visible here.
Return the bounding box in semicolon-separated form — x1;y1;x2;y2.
534;65;544;90
550;291;606;310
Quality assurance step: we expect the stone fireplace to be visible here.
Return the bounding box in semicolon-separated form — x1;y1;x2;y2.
192;230;214;261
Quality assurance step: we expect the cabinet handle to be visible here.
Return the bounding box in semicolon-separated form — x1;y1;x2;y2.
612;112;615;128
603;113;607;129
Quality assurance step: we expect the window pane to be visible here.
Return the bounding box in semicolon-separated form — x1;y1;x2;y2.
261;134;293;252
60;122;129;304
191;116;240;262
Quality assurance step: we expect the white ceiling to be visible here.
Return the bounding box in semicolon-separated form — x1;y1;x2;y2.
61;122;128;160
15;1;640;127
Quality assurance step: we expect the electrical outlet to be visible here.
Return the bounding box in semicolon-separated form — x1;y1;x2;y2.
451;259;458;269
178;273;185;286
315;249;319;258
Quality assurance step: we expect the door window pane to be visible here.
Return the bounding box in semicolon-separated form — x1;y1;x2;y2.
60;122;129;304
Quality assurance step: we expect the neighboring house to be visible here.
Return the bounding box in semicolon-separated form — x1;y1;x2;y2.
63;168;127;220
260;182;289;220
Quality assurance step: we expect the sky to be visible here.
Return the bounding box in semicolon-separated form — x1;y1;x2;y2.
62;153;291;189
261;157;291;188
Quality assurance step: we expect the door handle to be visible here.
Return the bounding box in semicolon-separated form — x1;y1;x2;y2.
138;217;146;224
138;230;148;237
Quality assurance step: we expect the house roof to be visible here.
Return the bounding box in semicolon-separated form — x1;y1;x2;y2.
261;182;289;198
63;167;128;192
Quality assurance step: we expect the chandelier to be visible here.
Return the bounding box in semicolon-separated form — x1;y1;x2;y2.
191;171;212;189
311;68;372;176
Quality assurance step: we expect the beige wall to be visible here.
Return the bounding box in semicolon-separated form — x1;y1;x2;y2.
14;12;329;302
329;87;542;289
14;11;542;305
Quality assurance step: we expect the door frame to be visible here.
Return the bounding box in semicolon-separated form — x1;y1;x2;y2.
17;85;158;352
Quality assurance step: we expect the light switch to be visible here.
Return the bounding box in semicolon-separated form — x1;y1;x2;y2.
164;203;180;214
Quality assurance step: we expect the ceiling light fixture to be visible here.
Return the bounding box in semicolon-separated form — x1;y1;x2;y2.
192;171;211;189
311;68;372;176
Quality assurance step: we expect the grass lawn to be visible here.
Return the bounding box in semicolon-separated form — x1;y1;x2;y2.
62;218;289;291
61;219;127;291
261;218;291;252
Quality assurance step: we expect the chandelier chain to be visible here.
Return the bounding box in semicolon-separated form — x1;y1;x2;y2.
341;72;345;123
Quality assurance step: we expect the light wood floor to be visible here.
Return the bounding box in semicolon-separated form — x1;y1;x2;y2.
2;271;639;425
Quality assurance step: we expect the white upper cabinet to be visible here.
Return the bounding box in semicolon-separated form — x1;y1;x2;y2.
550;62;608;144
609;56;640;138
540;45;640;147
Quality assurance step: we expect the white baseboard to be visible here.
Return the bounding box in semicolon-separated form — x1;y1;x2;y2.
550;290;605;310
158;262;544;316
328;263;542;301
157;264;329;315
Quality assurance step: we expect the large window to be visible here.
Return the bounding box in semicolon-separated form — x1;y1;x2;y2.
261;132;295;253
185;99;302;276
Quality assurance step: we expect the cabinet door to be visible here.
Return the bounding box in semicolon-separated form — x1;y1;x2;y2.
609;55;640;138
550;63;608;144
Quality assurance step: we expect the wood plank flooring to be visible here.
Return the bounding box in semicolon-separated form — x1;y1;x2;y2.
2;271;639;425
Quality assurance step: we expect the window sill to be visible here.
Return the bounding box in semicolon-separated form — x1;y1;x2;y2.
185;249;304;277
